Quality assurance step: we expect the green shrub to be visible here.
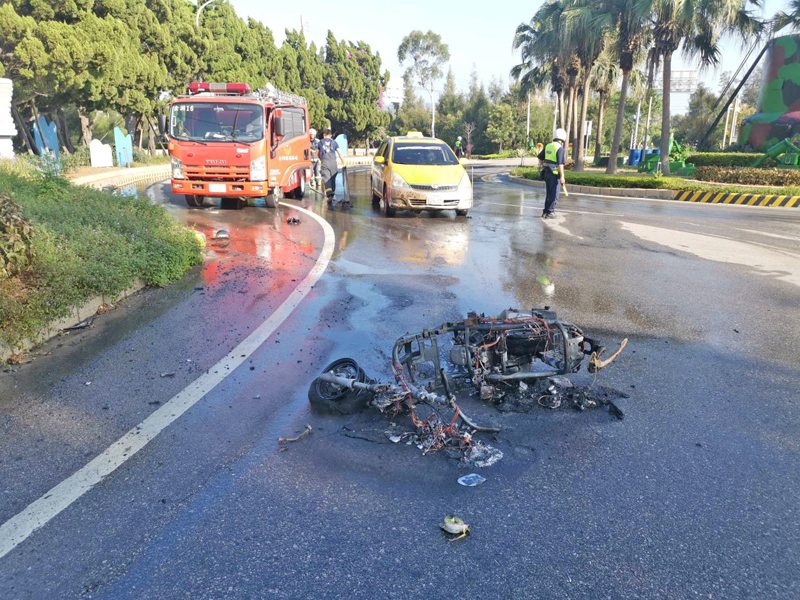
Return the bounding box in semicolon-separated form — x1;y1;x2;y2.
0;173;203;348
0;194;35;278
685;152;774;167
693;166;800;186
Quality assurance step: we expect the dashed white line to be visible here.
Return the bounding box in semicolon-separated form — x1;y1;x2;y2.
0;202;335;560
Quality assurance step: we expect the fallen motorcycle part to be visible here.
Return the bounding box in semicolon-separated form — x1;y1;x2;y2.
440;516;471;539
589;338;628;373
308;358;376;415
278;424;312;444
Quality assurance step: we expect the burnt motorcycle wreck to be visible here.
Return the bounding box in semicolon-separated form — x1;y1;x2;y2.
308;308;627;462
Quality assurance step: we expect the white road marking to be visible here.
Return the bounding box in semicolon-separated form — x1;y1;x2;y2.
620;221;800;289
542;214;584;239
0;202;335;561
735;228;800;243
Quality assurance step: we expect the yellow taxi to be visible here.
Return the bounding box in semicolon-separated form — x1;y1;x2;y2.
371;132;472;217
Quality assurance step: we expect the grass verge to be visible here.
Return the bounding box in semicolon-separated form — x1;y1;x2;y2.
0;173;203;350
510;167;800;196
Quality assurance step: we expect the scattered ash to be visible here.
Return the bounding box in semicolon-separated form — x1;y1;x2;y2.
493;378;628;419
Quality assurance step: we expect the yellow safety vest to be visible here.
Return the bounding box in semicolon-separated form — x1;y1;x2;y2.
544;141;561;165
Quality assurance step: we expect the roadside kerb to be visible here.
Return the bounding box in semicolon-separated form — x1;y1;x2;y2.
71;164;171;189
506;175;800;207
0;279;145;363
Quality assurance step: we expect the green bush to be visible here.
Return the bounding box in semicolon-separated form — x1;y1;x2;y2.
685;152;774;167
0;194;35;278
0;173;203;348
693;166;800;186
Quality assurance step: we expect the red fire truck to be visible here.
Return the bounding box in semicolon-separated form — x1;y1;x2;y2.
164;82;312;209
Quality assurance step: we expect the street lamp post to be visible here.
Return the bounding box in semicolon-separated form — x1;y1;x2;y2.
196;0;218;27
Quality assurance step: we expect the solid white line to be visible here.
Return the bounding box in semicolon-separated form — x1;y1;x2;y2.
0;202;334;561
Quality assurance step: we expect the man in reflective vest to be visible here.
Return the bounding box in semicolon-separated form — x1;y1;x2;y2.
537;128;567;219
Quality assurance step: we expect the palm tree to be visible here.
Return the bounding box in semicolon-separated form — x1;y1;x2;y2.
639;0;763;174
511;16;567;128
591;45;620;163
563;0;608;171
598;0;650;173
773;0;800;30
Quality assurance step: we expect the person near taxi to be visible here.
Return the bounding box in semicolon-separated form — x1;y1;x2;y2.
538;128;567;219
309;128;321;188
319;129;346;201
454;136;464;158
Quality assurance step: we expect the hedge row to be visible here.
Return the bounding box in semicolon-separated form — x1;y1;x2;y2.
0;173;203;349
510;167;800;197
685;152;774;168
693;166;800;186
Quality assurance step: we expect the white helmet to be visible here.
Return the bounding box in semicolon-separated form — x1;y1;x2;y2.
457;136;462;140
554;128;567;143
309;128;317;137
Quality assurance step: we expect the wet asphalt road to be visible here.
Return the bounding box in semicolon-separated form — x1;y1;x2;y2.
1;167;799;599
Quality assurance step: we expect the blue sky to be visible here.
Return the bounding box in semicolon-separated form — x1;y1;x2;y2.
230;0;791;114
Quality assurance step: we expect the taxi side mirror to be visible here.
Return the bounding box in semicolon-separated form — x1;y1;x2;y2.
459;158;469;166
374;155;385;164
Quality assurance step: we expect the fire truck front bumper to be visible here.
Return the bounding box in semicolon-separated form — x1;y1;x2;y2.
171;180;271;197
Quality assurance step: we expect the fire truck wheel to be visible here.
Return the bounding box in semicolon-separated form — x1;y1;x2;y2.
288;177;305;200
264;195;279;209
185;195;201;208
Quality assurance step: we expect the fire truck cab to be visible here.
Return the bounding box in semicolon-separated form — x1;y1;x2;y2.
165;82;312;209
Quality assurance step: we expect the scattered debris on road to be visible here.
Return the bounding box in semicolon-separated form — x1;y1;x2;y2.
63;317;95;332
278;424;313;447
457;473;486;487
308;308;628;465
160;372;176;378
286;217;301;225
440;516;470;540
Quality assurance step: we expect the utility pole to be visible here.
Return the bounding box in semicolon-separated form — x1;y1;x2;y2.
722;105;732;149
632;98;642;149
196;0;218;27
430;82;436;138
728;96;741;146
526;91;531;144
552;91;558;137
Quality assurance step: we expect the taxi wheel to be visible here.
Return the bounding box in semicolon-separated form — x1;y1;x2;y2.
456;209;470;217
371;179;380;204
382;186;396;217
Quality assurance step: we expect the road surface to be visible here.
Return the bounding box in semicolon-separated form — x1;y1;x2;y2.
1;168;799;599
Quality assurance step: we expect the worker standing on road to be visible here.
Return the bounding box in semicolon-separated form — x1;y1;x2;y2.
309;128;321;189
319;129;346;203
538;128;567;219
454;136;464;158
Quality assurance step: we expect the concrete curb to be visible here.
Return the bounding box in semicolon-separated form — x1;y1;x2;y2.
71;164;171;189
506;175;800;208
1;279;146;363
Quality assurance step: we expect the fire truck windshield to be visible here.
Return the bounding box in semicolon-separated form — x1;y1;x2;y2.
170;102;264;143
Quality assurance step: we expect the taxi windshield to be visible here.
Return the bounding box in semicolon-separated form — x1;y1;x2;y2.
170;102;264;143
392;143;458;166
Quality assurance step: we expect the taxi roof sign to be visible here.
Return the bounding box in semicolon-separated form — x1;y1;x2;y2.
405;131;424;138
